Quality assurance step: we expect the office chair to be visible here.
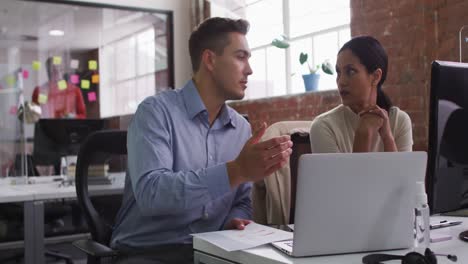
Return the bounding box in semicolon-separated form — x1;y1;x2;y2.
288;132;311;224
73;130;127;264
252;121;312;225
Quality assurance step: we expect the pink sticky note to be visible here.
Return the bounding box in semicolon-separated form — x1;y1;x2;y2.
22;70;29;79
88;91;96;102
9;106;17;115
70;74;79;84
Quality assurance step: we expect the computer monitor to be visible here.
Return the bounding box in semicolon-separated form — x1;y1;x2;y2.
427;60;468;214
33;118;105;174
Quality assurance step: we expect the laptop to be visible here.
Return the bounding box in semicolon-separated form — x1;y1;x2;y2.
272;152;427;257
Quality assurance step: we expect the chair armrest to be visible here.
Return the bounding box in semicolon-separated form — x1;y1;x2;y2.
73;239;118;258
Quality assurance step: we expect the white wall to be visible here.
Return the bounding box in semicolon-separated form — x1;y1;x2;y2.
67;0;192;88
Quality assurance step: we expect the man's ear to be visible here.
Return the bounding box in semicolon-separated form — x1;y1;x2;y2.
201;49;216;72
372;68;382;88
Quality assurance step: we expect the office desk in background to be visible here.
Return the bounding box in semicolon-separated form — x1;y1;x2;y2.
194;216;468;264
0;173;125;264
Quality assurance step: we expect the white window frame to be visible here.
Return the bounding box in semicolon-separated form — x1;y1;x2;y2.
211;0;350;99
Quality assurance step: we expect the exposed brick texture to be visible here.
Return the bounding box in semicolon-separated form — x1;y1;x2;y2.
229;0;468;151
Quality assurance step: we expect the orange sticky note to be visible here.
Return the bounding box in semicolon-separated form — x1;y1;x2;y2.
70;59;79;69
32;60;41;71
88;60;97;70
70;74;79;84
38;94;48;104
88;91;96;102
53;56;62;65
81;80;90;89
57;80;67;90
91;74;99;84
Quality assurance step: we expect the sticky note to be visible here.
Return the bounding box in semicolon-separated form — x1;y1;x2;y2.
88;60;97;70
32;61;41;71
38;94;48;104
70;74;79;84
9;106;17;115
57;80;67;90
22;70;29;79
88;91;96;102
70;59;79;69
6;75;15;87
81;80;90;89
91;74;99;84
53;56;62;65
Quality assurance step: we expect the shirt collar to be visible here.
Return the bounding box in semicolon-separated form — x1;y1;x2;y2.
181;80;236;128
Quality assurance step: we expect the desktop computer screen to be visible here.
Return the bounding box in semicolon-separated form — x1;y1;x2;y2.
427;60;468;214
33;118;105;174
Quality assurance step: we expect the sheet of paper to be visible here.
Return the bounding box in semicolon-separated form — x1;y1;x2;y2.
192;222;293;252
70;59;79;69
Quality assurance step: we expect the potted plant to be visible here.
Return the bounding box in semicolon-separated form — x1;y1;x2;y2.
271;36;334;92
299;53;334;92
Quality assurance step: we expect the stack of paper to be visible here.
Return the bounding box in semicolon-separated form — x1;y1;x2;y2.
192;222;293;251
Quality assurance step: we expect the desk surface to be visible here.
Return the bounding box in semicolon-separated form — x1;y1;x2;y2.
194;216;468;264
0;172;125;203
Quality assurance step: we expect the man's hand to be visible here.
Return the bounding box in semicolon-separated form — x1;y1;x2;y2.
224;218;252;230
227;122;293;187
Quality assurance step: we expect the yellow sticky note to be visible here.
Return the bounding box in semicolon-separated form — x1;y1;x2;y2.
6;75;15;87
81;80;90;89
91;74;99;84
53;56;62;65
57;80;67;90
32;61;41;71
38;94;48;104
88;60;97;70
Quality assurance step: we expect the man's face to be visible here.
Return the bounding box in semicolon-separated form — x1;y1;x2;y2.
211;32;253;101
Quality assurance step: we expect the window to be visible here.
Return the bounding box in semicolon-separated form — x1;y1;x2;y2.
211;0;351;99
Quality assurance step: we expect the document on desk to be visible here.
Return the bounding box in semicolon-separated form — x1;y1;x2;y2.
191;222;293;251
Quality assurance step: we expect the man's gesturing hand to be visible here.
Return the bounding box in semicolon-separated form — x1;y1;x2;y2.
227;122;293;187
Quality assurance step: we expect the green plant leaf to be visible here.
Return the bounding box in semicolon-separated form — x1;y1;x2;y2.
321;60;334;75
271;38;289;49
299;52;308;65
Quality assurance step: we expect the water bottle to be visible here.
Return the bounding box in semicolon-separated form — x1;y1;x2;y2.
414;181;430;251
60;157;68;177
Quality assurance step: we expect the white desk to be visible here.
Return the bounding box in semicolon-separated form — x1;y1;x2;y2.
0;173;125;264
193;216;468;264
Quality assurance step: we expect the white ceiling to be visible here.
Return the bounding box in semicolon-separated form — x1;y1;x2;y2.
0;0;168;52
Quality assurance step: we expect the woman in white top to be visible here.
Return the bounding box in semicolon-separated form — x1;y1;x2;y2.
310;36;413;153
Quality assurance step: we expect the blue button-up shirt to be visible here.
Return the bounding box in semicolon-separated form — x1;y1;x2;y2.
111;80;252;249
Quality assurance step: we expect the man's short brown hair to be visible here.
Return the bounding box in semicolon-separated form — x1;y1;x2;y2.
189;17;249;72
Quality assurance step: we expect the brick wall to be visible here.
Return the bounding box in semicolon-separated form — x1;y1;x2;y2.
229;0;468;151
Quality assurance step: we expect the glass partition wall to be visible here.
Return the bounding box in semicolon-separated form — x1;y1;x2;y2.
0;0;173;178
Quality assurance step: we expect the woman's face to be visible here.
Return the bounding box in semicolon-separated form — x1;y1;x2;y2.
335;49;380;111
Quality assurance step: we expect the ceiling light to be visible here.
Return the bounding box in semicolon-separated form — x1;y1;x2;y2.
49;30;64;36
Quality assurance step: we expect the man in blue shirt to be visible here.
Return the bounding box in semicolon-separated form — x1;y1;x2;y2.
111;17;293;264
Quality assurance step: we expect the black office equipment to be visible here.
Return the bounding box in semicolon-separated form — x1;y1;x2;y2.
73;130;127;264
427;60;468;215
33;118;105;175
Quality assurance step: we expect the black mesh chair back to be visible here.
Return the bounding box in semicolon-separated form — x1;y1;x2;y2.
74;130;127;262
